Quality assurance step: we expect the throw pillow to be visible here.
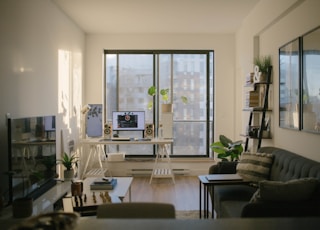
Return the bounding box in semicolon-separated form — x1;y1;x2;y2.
236;152;273;182
258;178;319;202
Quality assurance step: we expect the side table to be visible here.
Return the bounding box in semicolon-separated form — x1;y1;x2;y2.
198;174;247;219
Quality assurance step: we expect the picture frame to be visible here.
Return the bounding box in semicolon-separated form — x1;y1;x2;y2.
302;26;320;133
279;38;300;130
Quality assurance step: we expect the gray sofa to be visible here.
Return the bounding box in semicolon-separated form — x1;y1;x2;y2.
212;147;320;218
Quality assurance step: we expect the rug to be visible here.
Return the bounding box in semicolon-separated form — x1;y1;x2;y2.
175;210;211;219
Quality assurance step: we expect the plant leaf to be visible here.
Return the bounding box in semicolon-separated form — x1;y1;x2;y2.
181;96;188;104
219;135;232;147
160;88;169;96
147;101;153;110
148;86;156;96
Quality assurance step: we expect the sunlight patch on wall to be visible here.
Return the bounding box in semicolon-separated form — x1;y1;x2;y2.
58;49;83;142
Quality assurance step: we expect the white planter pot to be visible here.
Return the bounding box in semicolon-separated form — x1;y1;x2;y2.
64;170;74;181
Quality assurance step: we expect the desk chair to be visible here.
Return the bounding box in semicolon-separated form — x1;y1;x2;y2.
96;202;176;219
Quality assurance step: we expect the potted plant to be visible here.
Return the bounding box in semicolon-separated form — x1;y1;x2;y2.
57;152;79;180
147;86;188;112
210;135;243;162
253;55;271;82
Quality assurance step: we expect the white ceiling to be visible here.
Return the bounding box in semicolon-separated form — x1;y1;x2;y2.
52;0;260;34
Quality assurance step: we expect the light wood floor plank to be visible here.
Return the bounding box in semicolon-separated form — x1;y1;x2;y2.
125;176;200;211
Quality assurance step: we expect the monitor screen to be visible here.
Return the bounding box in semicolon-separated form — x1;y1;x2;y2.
112;111;145;131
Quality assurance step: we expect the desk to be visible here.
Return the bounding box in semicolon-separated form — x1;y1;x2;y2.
198;174;248;219
80;138;174;182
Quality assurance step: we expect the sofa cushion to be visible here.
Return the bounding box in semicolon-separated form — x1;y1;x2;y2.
220;200;248;218
236;152;273;182
251;178;319;202
214;185;257;218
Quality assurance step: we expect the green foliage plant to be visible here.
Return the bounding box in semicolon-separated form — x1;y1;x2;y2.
253;55;272;73
210;135;243;162
57;152;79;171
147;86;188;110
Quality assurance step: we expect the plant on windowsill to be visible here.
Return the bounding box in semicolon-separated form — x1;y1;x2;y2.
210;135;243;162
147;86;188;112
57;152;79;180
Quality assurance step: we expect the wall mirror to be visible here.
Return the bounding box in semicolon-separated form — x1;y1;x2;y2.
302;27;320;133
279;38;300;129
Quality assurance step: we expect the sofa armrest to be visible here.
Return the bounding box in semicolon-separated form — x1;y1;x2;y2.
241;201;320;218
209;162;238;174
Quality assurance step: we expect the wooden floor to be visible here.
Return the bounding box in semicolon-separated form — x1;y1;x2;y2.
124;175;200;211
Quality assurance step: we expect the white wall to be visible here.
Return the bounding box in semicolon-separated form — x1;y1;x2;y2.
236;0;320;161
85;33;236;142
0;0;85;194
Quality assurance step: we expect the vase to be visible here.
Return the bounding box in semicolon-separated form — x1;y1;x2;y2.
64;170;74;181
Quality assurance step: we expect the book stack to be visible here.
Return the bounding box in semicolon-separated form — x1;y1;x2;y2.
248;91;259;107
90;177;117;190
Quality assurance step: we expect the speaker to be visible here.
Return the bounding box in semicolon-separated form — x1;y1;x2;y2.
104;123;112;138
144;124;154;138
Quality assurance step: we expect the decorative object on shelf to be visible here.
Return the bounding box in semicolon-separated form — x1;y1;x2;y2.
210;135;243;161
147;86;188;112
243;65;272;152
57;152;79;180
253;55;271;82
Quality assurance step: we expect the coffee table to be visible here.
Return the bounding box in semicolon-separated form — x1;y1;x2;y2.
64;177;133;216
83;177;133;202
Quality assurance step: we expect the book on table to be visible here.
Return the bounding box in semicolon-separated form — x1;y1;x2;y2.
205;174;243;181
90;178;117;190
93;177;115;184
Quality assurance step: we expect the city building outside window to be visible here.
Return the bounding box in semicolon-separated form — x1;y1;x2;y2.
104;50;214;157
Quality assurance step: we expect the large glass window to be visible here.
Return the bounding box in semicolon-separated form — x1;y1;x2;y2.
104;51;214;157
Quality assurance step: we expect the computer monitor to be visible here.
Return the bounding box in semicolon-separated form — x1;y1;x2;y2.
112;111;145;131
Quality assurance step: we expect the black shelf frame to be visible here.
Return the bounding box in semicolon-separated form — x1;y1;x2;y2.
244;66;272;152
